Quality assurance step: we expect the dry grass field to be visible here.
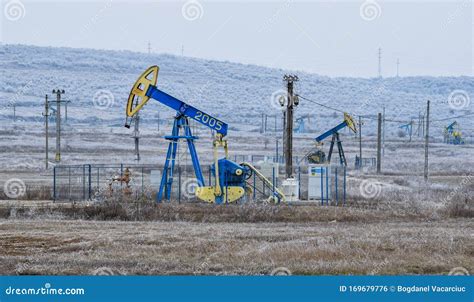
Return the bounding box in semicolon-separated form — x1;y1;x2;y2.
0;203;472;276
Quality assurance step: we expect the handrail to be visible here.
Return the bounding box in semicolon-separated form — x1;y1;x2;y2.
241;162;286;203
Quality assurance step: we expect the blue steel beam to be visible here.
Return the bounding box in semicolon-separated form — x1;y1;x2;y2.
146;86;228;136
315;121;348;142
446;121;457;132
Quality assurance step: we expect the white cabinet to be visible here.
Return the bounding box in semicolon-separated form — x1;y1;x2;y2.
308;164;331;200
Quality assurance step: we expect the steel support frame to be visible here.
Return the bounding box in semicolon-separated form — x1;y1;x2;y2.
157;114;204;202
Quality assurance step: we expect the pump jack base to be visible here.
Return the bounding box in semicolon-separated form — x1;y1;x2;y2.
196;186;245;204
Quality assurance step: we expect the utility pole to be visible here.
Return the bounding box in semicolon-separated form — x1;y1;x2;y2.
264;114;268;132
421;115;425;137
282;75;299;178
396;58;400;77
359;116;363;168
43;95;49;169
181;45;184;56
13;103;16;122
417;113;421;137
382;106;385;156
53;89;65;162
377;113;382;173
282;111;286;155
147;42;151;55
409;119;413;142
424;100;430;181
378;47;382;78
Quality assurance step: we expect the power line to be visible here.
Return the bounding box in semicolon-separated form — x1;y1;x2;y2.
297;95;410;123
297;95;346;115
431;113;474;122
298;94;474;126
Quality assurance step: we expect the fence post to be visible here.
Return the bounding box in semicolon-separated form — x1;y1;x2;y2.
120;164;124;196
335;166;338;205
343;166;347;205
178;166;181;204
272;166;276;203
88;165;92;200
53;167;56;202
68;167;71;201
225;167;228;204
82;165;86;201
97;167;100;194
253;171;256;201
326;167;329;205
298;166;301;200
320;168;324;206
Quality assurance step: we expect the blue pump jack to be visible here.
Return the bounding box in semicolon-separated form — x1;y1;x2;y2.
308;113;357;166
124;66;252;204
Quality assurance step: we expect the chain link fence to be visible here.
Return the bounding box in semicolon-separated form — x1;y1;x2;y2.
52;159;348;204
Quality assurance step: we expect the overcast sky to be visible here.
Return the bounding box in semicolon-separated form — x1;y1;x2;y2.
1;0;472;77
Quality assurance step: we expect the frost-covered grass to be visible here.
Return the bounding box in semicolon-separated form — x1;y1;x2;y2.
0;216;472;275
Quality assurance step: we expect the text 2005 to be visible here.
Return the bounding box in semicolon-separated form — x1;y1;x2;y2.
195;111;223;130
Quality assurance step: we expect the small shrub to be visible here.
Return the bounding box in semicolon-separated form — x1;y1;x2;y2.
444;198;474;218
